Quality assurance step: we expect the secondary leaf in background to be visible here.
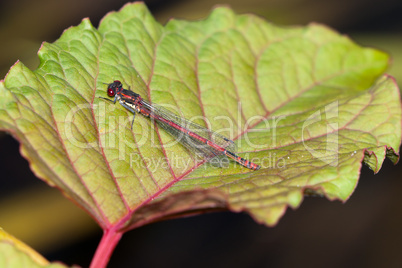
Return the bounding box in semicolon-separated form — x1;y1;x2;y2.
0;228;67;268
0;2;400;232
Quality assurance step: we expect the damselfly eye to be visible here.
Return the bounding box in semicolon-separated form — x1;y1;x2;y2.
107;87;115;97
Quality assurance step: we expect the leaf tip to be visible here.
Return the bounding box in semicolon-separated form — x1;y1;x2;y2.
3;60;23;85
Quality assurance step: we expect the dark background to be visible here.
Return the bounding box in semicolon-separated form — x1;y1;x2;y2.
1;0;402;267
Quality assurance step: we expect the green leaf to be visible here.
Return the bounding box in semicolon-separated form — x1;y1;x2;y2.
0;3;400;229
0;228;67;268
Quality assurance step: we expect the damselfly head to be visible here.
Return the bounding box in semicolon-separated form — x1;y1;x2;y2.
106;80;122;97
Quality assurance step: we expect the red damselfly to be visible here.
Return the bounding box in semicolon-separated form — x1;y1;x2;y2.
99;80;260;170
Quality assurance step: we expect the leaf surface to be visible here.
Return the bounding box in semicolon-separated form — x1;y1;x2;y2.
0;3;400;229
0;228;67;268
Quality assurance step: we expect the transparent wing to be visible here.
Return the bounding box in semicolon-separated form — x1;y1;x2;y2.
142;100;237;153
